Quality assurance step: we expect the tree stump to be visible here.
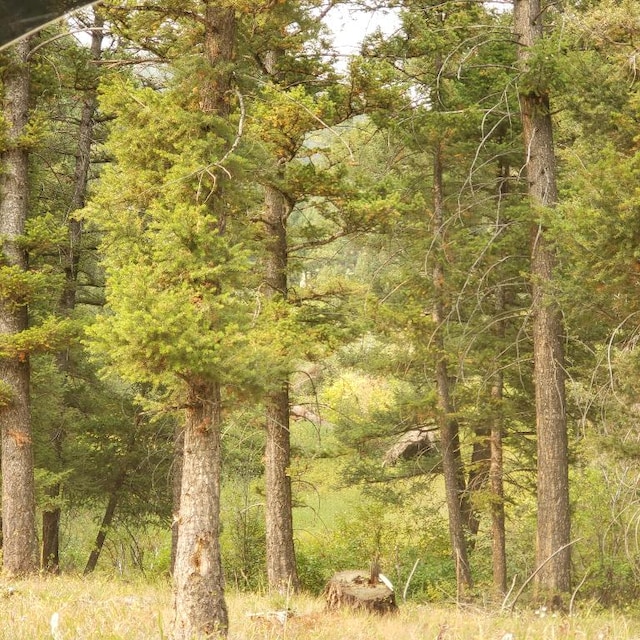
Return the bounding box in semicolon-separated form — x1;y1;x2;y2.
324;570;398;614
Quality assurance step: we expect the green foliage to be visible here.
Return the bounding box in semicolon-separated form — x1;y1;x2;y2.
11;0;640;612
81;71;261;397
220;480;266;591
0;316;75;359
249;84;339;160
518;31;571;99
0;265;61;309
322;368;410;449
21;213;68;257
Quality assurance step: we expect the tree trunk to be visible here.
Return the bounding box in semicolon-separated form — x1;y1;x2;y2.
42;14;105;574
263;182;299;593
41;505;61;573
324;570;397;614
41;452;62;573
171;424;184;576
265;387;298;592
172;4;235;636
0;37;38;576
432;142;472;595
513;0;571;600
172;382;228;639
489;159;509;596
83;471;125;575
465;426;491;543
201;3;235;118
489;254;508;595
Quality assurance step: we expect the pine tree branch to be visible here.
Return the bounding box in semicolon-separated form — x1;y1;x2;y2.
289;230;351;253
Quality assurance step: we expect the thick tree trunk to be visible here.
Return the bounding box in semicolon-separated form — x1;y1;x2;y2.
172;4;235;636
325;570;397;614
172;382;228;640
513;0;571;600
43;14;105;574
0;37;38;576
432;142;472;594
201;3;235;118
265;387;298;592
263;183;299;593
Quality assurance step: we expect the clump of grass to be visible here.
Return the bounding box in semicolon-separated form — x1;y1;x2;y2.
0;574;171;640
1;575;640;639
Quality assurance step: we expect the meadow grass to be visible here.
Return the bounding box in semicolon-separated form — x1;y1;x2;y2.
0;574;639;639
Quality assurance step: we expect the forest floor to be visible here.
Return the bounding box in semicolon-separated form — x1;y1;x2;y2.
0;575;639;639
0;577;640;640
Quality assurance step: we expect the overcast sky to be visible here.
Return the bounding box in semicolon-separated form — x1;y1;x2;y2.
325;3;400;68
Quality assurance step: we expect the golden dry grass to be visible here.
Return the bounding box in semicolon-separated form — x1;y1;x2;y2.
0;575;638;640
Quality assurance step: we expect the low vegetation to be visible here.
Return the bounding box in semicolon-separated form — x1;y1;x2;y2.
0;575;638;640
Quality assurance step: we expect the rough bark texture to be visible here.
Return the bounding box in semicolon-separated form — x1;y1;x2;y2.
171;424;184;576
324;570;397;614
263;183;299;593
432;142;472;594
172;383;228;639
43;14;104;574
172;4;235;637
0;37;38;576
513;0;571;599
201;3;235;117
265;387;298;592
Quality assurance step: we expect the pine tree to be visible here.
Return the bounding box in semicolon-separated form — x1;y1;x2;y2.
513;0;571;602
244;0;350;594
0;37;39;575
81;0;261;633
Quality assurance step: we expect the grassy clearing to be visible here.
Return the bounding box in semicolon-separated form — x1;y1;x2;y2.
0;575;639;639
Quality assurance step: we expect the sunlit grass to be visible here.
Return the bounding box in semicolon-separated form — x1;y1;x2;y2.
0;574;170;639
0;575;639;639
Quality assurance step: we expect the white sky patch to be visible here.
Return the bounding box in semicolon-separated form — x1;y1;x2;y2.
324;4;400;71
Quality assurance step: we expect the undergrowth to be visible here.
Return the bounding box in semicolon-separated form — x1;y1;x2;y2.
0;575;639;639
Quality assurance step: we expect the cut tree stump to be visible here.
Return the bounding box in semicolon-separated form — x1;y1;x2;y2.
324;570;398;614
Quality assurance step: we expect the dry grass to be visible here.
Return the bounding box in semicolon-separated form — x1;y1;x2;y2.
0;575;639;639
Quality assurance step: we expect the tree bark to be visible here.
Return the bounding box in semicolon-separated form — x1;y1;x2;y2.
172;382;228;639
0;37;38;576
324;570;397;614
489;159;510;596
432;141;472;595
41;435;62;572
172;4;235;637
171;424;184;576
41;506;61;573
43;13;105;574
513;0;571;600
489;298;507;596
263;183;299;593
201;3;235;118
466;426;491;542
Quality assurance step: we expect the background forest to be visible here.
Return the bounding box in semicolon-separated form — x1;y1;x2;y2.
2;0;640;636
